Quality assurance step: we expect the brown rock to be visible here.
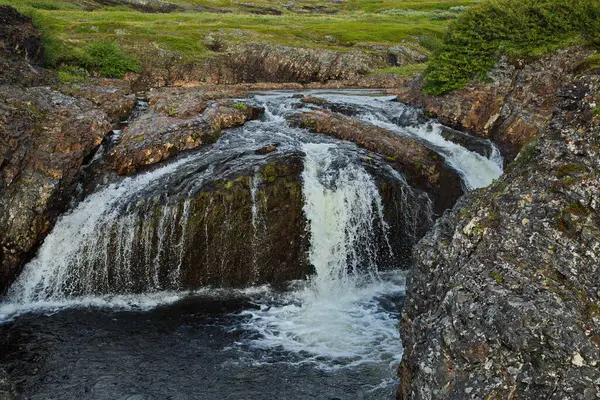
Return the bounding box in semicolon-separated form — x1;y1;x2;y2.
397;47;594;162
108;88;264;175
60;79;137;123
289;110;463;213
300;95;328;105
0;86;111;291
255;145;278;155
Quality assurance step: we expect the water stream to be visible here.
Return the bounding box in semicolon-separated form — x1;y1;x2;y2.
0;90;503;399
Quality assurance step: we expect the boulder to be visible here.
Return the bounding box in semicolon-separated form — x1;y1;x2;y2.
60;79;137;123
0;86;111;292
399;75;600;399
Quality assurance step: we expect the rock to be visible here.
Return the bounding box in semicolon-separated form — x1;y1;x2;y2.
67;154;312;291
399;75;600;399
93;0;185;13
397;47;594;163
300;95;328;105
107;87;264;175
0;6;57;87
439;126;493;158
60;79;137;123
255;144;278;155
131;44;382;88
288;110;463;213
0;368;18;400
0;86;111;293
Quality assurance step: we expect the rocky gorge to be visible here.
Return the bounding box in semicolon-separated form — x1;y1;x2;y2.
0;4;598;400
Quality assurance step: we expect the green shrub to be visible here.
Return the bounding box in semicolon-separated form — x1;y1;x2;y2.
81;40;140;78
423;0;600;95
56;64;89;83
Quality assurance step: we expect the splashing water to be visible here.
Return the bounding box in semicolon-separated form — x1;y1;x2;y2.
242;143;407;388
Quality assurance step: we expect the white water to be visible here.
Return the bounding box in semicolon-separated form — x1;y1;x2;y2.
242;143;405;377
303;91;504;190
4;155;199;307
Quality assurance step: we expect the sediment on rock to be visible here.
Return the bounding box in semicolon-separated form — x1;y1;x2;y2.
289;110;463;213
397;47;594;163
399;75;600;399
108;87;264;175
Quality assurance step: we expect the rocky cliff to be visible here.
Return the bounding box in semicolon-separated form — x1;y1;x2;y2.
398;71;600;398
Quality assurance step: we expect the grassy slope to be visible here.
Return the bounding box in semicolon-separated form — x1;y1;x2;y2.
1;0;479;78
423;0;600;94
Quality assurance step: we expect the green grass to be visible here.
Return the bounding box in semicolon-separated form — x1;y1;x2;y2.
423;0;600;95
372;63;427;76
0;0;478;77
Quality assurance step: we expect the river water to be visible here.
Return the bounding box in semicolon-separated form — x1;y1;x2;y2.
0;90;503;399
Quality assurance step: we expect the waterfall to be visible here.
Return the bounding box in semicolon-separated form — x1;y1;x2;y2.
242;143;409;373
301;143;392;293
4;160;195;304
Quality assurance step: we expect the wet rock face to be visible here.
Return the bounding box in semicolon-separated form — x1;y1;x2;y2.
108;88;264;175
399;75;600;399
0;86;111;292
0;6;57;87
179;155;311;287
66;154;312;292
397;47;594;163
0;368;17;400
289;110;463;214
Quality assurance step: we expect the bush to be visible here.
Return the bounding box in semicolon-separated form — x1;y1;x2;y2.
423;0;600;95
81;40;139;78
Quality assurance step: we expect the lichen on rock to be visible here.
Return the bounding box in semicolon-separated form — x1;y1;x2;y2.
398;73;600;400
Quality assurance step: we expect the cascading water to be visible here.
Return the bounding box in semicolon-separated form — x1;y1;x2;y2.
242;143;410;379
0;90;504;399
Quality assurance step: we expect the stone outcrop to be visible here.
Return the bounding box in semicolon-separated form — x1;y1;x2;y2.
397;47;594;163
398;75;600;399
0;86;111;292
74;153;313;292
108;87;264;175
129;44;413;89
289;110;464;213
162;154;311;288
60;79;137;123
0;6;56;87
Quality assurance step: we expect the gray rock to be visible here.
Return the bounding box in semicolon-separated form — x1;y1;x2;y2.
399;75;600;399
